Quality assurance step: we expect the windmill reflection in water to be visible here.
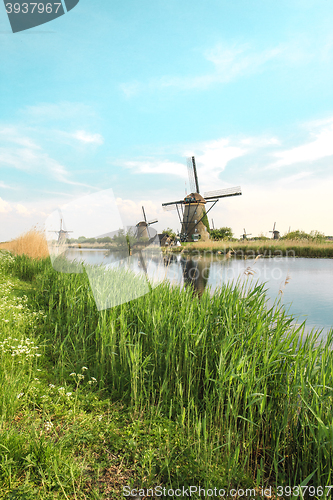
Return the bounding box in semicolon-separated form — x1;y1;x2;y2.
163;254;211;298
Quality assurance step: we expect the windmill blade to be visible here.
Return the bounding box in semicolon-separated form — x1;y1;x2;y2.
191;156;200;193
162;204;177;211
204;186;242;200
272;222;276;232
147;219;158;225
142;206;147;224
187;157;196;194
162;199;185;208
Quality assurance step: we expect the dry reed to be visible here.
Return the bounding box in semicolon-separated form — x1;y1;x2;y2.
0;228;49;259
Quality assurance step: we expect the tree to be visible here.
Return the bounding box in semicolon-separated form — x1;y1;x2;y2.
281;230;325;241
162;227;176;239
210;227;233;241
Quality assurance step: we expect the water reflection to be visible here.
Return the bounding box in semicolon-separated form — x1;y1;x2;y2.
180;257;210;297
58;248;333;335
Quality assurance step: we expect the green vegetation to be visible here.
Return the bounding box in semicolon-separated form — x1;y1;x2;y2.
70;236;113;244
161;227;177;239
176;239;333;258
210;226;233;241
1;250;333;498
281;229;326;242
200;210;210;234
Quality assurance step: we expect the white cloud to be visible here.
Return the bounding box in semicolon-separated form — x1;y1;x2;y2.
120;42;283;95
122;159;188;179
268;122;333;168
0;126;94;189
278;171;313;185
190;138;247;188
72;130;104;145
0;197;11;214
0;181;14;189
21;102;96;122
116;197;159;225
15;204;32;216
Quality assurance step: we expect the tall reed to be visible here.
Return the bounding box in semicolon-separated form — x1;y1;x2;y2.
0;229;49;259
7;253;333;489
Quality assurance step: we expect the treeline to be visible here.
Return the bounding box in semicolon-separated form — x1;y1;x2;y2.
209;227;331;242
67;236;113;244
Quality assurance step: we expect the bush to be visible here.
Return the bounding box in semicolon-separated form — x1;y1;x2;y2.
210;227;233;241
282;230;326;242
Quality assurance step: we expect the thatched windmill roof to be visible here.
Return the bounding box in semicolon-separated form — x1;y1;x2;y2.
184;193;206;203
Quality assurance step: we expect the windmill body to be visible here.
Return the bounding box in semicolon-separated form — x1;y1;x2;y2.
50;219;73;245
162;156;242;242
241;228;252;240
136;206;158;240
269;222;280;240
181;193;209;242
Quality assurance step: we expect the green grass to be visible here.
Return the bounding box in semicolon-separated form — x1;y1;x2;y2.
0;250;333;498
173;239;333;258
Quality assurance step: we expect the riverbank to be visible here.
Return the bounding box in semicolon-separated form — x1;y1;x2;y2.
166;239;333;258
0;250;332;497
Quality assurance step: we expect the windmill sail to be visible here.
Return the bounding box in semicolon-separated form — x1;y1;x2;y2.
187;157;196;194
204;186;242;199
162;156;242;242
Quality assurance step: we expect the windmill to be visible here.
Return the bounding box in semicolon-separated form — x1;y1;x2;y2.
136;206;158;240
269;222;280;240
240;228;252;240
49;218;73;244
162;156;242;242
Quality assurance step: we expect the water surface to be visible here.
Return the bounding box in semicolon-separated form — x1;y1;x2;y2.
64;249;333;337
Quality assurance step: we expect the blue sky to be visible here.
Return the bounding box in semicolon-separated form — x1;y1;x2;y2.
1;0;333;240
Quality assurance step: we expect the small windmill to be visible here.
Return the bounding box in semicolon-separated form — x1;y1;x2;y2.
241;228;252;240
136;206;158;240
49;218;73;244
269;222;280;240
162;156;242;242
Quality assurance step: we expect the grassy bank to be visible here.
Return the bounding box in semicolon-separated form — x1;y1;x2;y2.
0;250;333;498
169;239;333;258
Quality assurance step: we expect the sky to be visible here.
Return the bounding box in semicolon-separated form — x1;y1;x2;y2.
1;0;333;241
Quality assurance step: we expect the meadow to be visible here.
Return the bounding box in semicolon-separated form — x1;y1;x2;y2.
0;233;333;498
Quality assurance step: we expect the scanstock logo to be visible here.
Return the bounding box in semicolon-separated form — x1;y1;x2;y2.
3;0;79;33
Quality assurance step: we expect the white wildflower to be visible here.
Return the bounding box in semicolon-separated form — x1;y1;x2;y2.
44;421;53;432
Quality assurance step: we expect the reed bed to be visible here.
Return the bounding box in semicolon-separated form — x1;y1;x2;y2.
8;254;332;489
1;250;332;496
175;239;333;258
0;228;49;259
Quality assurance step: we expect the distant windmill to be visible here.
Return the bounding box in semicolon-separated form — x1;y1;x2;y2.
241;228;252;240
162;156;242;242
269;222;280;240
49;218;73;244
136;206;158;240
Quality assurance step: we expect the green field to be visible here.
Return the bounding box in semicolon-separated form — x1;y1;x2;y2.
0;250;332;499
